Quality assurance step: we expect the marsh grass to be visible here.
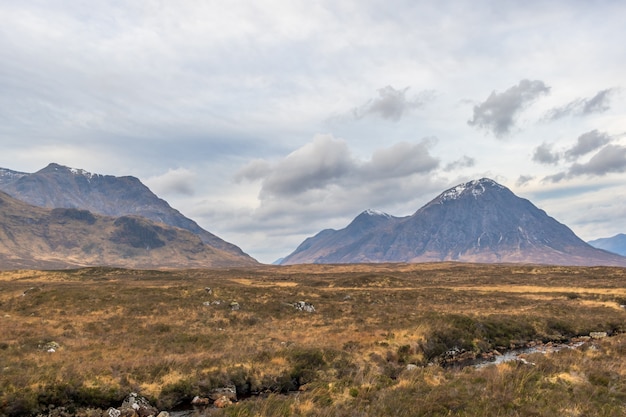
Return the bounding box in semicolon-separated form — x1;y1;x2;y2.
1;263;626;415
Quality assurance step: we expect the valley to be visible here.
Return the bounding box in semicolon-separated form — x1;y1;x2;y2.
1;263;626;416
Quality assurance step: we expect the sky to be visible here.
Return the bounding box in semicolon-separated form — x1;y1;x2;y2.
1;1;626;263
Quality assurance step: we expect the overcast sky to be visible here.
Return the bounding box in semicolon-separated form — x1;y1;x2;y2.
2;1;626;263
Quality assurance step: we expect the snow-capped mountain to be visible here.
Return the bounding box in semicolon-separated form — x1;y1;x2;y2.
0;163;257;265
281;178;626;266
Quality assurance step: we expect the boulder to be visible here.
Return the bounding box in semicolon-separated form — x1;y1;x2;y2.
294;301;315;313
213;396;233;408
119;393;159;417
191;395;210;405
208;385;237;402
590;331;608;339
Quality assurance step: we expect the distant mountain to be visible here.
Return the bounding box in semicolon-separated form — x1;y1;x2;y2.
0;191;256;269
0;163;256;264
281;178;626;267
283;209;400;265
588;234;626;256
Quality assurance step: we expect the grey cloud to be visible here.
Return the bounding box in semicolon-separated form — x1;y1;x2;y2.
543;172;568;183
468;79;550;138
146;168;196;196
353;86;432;121
583;89;614;114
260;135;354;196
546;88;616;120
516;175;534;186
532;143;560;165
569;144;626;177
235;135;441;200
444;155;476;172
234;159;273;183
366;140;439;178
564;130;611;161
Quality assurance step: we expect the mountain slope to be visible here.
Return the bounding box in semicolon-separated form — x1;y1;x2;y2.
588;234;626;256
281;178;626;266
282;209;400;264
0;191;254;269
0;163;256;264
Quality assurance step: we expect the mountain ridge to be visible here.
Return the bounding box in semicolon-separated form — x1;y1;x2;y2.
0;163;256;264
0;191;256;269
281;178;626;267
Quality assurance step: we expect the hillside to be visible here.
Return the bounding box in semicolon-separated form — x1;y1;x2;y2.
0;163;256;264
0;191;256;269
282;178;626;267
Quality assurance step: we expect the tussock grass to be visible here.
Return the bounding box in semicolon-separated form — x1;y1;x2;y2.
1;263;625;415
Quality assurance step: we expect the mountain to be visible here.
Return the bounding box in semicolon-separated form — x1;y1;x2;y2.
283;209;400;265
0;191;257;269
588;234;626;256
281;178;626;267
0;163;256;264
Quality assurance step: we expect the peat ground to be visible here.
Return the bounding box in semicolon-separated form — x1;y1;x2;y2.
1;263;626;416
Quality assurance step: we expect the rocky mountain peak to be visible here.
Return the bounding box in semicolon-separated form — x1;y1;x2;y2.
437;178;507;203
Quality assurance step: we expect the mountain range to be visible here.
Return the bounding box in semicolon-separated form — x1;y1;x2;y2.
281;178;626;267
588;234;626;257
0;163;256;267
0;190;255;269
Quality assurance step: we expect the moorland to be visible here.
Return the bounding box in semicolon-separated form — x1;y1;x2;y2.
1;263;626;416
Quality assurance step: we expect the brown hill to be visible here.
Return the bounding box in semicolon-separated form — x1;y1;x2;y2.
0;191;257;270
0;163;256;263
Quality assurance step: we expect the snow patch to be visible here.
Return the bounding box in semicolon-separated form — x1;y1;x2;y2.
439;178;503;202
364;209;392;218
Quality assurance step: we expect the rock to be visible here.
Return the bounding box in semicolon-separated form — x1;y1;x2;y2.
191;395;210;405
205;287;213;295
406;364;419;371
294;301;315;313
120;393;159;417
156;413;169;417
590;331;608;339
202;301;212;306
230;301;240;311
213;396;233;408
208;385;237;402
108;408;122;417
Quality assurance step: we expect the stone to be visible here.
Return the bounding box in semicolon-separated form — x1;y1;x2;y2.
230;301;240;311
208;385;237;402
294;301;315;313
406;364;419;371
213;396;233;408
191;395;210;405
156;413;170;417
590;331;608;339
205;287;213;295
120;393;158;417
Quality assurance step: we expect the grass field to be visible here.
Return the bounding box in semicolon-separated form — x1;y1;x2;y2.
1;263;626;416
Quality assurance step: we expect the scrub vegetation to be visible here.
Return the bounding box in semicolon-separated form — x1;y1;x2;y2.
1;263;626;416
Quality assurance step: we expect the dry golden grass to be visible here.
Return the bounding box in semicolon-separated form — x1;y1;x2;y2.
1;263;626;416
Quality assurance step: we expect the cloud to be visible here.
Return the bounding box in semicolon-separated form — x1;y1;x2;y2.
564;130;611;161
444;156;476;172
569;144;626;177
516;175;534;186
468;79;550;138
366;140;439;179
254;134;355;196
532;143;560;165
543;144;626;183
352;86;433;121
145;168;196;196
236;134;441;200
546;89;617;120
